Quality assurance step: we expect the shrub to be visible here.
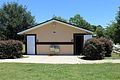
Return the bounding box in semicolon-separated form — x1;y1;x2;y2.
98;37;113;57
82;38;105;60
0;40;23;59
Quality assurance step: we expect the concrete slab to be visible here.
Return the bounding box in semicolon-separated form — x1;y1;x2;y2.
0;55;120;64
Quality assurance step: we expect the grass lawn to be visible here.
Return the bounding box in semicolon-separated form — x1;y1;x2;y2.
105;53;120;59
0;63;120;80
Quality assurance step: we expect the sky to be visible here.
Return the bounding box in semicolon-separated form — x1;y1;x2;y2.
0;0;120;26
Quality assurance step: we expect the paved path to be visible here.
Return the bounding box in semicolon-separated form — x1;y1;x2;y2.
0;55;120;64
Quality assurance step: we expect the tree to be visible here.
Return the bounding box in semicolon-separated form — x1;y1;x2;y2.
90;25;97;32
114;7;120;44
106;7;120;44
95;25;105;38
105;22;116;40
0;2;35;40
52;16;67;22
69;14;94;31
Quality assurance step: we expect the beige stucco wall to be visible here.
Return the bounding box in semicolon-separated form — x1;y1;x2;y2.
25;22;88;54
37;45;73;55
25;22;87;42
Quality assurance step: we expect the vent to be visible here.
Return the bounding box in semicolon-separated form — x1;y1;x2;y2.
49;45;60;55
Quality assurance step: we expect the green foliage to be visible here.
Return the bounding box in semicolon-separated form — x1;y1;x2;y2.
52;16;67;22
95;25;105;38
113;26;120;44
116;7;120;23
106;7;120;44
98;37;113;57
90;25;97;32
105;7;120;44
83;38;105;60
0;40;23;58
69;14;95;31
0;2;35;40
105;22;116;40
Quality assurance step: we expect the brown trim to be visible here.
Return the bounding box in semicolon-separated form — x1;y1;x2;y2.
73;33;88;35
35;34;37;55
36;42;73;45
25;34;37;55
74;34;76;55
25;35;27;55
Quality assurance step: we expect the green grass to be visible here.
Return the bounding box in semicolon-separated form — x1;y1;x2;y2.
105;53;120;59
0;63;120;80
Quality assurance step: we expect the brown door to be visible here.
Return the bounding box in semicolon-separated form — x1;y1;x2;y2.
74;34;84;55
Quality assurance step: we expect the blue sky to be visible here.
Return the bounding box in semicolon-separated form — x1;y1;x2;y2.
0;0;120;26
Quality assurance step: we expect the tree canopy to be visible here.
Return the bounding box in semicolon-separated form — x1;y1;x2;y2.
0;2;35;40
52;16;67;22
95;25;105;38
114;7;120;44
105;7;120;44
69;14;92;30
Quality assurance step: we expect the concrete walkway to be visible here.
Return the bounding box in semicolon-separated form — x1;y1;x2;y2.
0;55;120;64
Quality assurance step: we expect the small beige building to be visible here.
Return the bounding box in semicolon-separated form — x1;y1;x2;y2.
18;19;93;55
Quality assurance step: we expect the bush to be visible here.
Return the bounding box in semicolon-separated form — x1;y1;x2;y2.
98;37;113;57
0;40;23;59
82;38;105;60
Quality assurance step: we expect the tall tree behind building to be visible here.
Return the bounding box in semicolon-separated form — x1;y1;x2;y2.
0;2;35;40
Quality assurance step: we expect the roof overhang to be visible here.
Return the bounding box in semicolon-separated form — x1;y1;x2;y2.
17;19;93;35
